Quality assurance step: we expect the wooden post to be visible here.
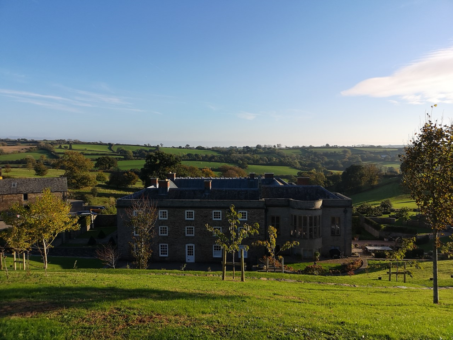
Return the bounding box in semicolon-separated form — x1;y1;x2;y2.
0;252;3;270
23;253;26;271
396;262;399;282
266;257;269;273
281;257;284;273
13;252;17;271
389;262;392;281
241;249;245;282
404;262;407;283
222;248;226;281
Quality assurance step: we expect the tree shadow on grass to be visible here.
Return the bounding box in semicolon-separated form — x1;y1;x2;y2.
0;285;242;318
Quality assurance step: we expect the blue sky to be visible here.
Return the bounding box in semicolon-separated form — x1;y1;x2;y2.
1;0;453;147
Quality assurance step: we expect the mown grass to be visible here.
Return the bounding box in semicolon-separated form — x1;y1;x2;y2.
349;179;417;209
161;147;220;156
54;144;112;153
1;259;453;339
116;160;146;170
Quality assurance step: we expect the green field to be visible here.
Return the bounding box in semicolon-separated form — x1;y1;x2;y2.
1;257;453;339
0;150;56;161
54;144;112;153
113;145;156;152
161;147;220;156
116;160;146;170
1;168;65;178
349;179;417;208
246;164;299;176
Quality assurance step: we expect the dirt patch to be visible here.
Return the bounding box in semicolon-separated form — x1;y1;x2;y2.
0;146;34;153
0;299;60;317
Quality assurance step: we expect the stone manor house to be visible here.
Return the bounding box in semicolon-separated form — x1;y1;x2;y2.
117;173;352;264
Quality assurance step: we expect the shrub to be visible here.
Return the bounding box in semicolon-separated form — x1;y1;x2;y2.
97;230;106;239
91;187;99;198
303;265;325;275
34;163;48;176
341;258;363;273
405;248;424;259
87;236;97;246
96;171;108;182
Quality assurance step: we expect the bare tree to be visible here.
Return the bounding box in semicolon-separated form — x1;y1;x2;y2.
96;244;120;269
125;197;157;269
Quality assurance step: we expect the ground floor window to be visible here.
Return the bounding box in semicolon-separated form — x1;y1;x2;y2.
159;244;168;257
331;217;341;236
238;245;248;258
213;245;222;258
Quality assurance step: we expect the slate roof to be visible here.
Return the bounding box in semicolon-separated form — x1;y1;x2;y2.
0;178;68;195
261;185;341;200
129;188;261;200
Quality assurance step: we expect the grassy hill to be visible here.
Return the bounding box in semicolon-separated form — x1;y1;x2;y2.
1;257;453;339
348;178;417;209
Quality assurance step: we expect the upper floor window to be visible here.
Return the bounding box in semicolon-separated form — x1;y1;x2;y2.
185;210;195;220
238;211;247;221
159;226;168;236
213;226;222;236
185;226;195;236
331;217;341;236
159;210;168;220
212;210;222;220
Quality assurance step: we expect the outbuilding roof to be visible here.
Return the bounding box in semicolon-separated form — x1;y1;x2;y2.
0;178;68;195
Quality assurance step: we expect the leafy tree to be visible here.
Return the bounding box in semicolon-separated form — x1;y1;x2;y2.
140;151;181;185
4;164;11;173
34;162;48;176
25;156;36;171
1;189;79;270
201;168;216;177
95;156;118;170
253;225;299;262
341;164;365;193
56;151;96;189
96;244;120;269
363;163;382;186
385;237;416;261
206;205;259;280
399;116;453;303
126;198;157;269
96;171;108;182
108;171;139;188
395;207;411;223
219;165;247;178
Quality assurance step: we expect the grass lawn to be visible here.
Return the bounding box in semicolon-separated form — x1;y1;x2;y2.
1;168;65;178
349;180;417;209
246;164;299;176
1;259;453;339
113;145;156;152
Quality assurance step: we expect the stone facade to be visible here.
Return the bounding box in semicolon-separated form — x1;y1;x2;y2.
0;178;68;212
117;174;352;264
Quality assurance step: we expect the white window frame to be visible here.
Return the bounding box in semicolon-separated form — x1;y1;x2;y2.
185;226;195;236
213;226;222;236
159;210;168;220
212;210;222;220
238;245;248;258
159;243;169;257
185;210;195;220
159;226;168;236
213;244;222;258
238;210;248;221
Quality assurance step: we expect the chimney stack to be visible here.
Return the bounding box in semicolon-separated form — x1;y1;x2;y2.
158;179;170;193
167;172;176;181
204;180;212;190
149;178;159;187
297;177;310;185
264;173;274;179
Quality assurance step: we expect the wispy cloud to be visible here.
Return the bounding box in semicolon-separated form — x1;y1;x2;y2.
0;84;150;114
341;46;453;104
237;112;259;120
0;69;27;83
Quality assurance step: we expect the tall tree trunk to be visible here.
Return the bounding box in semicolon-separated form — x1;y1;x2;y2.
232;252;235;280
433;230;439;304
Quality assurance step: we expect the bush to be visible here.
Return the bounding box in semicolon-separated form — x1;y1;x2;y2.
96;171;108;182
97;230;106;239
87;236;97;246
341;259;363;272
382;225;417;234
405;248;424;259
303;265;325;275
34;163;48;176
91;187;99;198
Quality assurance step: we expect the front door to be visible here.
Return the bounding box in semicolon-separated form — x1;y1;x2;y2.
186;244;195;263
